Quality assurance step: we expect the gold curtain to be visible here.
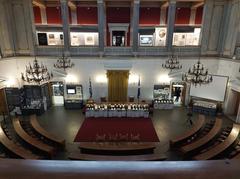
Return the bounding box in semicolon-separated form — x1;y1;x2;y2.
107;70;129;102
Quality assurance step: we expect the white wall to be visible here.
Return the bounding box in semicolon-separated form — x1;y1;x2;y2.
0;56;220;102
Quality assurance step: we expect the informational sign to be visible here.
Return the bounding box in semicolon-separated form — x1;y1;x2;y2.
70;32;99;46
173;28;201;46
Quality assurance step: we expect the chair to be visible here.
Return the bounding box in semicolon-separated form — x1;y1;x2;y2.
129;96;134;102
100;97;107;103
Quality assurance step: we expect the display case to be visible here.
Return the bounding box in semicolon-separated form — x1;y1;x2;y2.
37;31;64;46
4;88;22;116
70;32;99;46
192;100;217;116
64;84;83;109
21;84;51;116
138;27;167;47
153;84;170;100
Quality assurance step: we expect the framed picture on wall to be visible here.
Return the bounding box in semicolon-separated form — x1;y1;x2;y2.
84;34;95;45
140;35;153;46
155;27;167;46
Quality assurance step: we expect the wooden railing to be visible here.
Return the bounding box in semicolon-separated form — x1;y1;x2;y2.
0;159;239;179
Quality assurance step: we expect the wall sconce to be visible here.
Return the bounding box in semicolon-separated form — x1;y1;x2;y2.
96;75;107;84
158;74;172;84
65;74;78;83
129;74;139;85
4;77;17;87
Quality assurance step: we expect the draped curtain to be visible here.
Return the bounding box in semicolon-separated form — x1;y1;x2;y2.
107;70;129;102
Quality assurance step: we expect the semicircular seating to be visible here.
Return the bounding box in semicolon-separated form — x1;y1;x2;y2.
180;118;222;155
193;123;240;160
13;117;55;158
29;115;65;148
0;123;40;159
170;115;206;147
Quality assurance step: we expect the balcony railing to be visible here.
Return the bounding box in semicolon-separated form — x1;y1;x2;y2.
0;159;239;179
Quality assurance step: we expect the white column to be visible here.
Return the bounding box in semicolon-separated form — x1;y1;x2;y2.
189;8;197;25
40;7;47;24
160;7;167;25
70;8;77;25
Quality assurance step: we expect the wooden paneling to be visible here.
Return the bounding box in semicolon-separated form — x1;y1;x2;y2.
0;88;7;115
0;158;240;179
195;6;203;25
139;7;160;26
175;7;191;25
46;6;62;24
33;6;42;24
77;7;98;25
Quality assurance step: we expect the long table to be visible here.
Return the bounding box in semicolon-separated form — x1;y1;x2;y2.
85;103;149;118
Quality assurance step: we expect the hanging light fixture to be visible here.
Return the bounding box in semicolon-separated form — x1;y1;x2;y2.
182;59;213;86
54;52;74;71
21;57;53;84
162;49;182;71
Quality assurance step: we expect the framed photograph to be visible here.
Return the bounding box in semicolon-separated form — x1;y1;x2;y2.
84;34;95;45
140;35;153;46
155;27;167;46
48;34;55;39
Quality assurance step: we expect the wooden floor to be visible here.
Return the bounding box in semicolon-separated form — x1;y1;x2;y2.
0;106;234;160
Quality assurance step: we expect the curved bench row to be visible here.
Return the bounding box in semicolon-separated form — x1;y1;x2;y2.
13;118;55;157
30;115;65;147
0;124;40;159
79;142;156;155
180;118;222;155
68;153;167;161
193;123;240;160
170;115;206;147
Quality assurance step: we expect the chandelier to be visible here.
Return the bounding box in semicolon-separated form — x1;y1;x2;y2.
182;60;213;86
54;53;74;71
21;57;53;84
162;54;182;71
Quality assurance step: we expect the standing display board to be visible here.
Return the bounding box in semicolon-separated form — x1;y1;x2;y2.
190;75;229;102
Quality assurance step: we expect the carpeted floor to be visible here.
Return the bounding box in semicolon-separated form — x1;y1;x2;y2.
74;117;160;142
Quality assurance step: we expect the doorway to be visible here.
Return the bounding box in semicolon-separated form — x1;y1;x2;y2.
171;82;185;106
107;70;129;102
112;31;125;46
51;82;64;106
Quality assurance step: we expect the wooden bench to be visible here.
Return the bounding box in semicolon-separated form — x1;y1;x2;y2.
193;124;240;160
13;118;55;157
79;142;156;155
231;153;240;160
30;115;65;147
0;124;40;159
68;153;167;161
170;115;206;147
180;118;222;154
